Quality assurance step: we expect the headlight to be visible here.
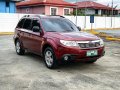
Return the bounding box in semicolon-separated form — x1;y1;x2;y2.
100;39;104;47
60;40;79;47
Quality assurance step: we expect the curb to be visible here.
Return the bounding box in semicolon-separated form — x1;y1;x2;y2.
106;37;120;41
0;32;14;35
83;28;120;31
87;30;120;42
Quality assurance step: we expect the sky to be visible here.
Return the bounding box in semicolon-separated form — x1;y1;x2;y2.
65;0;120;9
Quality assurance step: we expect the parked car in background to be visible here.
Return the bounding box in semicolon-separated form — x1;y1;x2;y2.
14;15;105;69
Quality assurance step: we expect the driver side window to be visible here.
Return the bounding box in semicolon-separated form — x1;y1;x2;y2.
31;19;42;32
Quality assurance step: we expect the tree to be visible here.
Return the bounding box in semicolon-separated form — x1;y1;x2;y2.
72;9;85;16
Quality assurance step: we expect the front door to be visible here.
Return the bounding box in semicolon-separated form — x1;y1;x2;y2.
28;19;43;53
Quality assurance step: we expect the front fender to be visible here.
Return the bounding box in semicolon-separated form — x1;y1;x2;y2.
41;38;60;57
46;38;59;50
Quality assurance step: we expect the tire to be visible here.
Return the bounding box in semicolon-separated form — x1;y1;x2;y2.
85;59;97;63
44;47;58;69
15;40;25;55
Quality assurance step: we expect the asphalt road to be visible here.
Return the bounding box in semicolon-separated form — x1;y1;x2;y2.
0;35;120;90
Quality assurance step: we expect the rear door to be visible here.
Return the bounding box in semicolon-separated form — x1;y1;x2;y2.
15;18;25;42
22;18;33;49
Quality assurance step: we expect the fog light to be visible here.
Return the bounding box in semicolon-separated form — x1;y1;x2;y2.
64;56;69;61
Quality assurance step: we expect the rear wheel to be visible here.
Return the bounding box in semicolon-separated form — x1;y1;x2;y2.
44;47;58;69
85;59;97;63
15;40;25;55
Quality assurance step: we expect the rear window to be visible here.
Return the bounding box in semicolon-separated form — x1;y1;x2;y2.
23;19;32;30
17;19;25;28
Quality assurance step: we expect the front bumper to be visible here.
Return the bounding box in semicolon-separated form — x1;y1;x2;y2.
56;45;105;62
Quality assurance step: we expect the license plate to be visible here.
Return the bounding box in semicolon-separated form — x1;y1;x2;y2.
87;50;98;56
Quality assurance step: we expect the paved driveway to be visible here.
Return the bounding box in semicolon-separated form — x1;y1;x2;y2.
0;35;120;90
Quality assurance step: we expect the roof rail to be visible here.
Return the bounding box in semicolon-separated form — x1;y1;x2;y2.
23;15;65;19
23;14;42;18
23;15;30;17
49;15;65;18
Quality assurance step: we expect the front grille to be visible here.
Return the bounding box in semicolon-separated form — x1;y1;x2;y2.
78;41;100;49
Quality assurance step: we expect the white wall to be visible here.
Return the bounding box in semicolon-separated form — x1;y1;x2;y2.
0;13;25;32
0;13;120;32
65;16;120;30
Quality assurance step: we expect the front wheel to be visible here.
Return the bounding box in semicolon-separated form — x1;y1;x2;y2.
15;40;25;55
44;47;58;69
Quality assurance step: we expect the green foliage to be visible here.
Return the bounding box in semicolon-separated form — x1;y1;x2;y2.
72;9;84;16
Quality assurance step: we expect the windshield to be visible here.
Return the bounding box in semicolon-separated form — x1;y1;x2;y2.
41;18;79;32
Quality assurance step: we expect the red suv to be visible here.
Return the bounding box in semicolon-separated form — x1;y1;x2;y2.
14;15;105;69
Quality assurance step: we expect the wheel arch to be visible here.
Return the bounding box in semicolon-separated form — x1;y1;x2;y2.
42;43;54;56
14;37;25;49
41;37;58;56
14;38;19;44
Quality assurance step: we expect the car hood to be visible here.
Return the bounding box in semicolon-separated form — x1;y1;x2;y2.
46;31;100;41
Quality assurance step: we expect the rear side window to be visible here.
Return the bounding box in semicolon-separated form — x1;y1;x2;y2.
17;19;25;28
23;19;32;30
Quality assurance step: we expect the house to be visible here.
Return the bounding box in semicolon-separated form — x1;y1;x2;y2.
0;0;23;13
16;0;76;16
75;1;118;16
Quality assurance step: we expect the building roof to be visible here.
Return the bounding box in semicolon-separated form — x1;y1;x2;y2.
16;0;76;7
75;1;116;10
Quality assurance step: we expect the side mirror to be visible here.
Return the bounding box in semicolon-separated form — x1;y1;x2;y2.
77;26;81;31
32;26;40;32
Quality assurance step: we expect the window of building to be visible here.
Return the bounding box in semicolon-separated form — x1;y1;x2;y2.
64;8;70;15
6;2;10;13
6;2;9;7
50;7;58;15
95;10;98;14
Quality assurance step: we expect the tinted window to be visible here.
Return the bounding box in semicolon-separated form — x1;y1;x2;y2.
41;18;79;32
23;19;32;30
31;19;41;31
17;19;25;28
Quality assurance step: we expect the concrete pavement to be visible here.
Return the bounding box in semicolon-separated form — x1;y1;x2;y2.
0;35;120;90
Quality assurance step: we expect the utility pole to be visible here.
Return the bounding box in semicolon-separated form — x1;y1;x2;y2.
111;0;113;28
84;1;87;29
76;0;78;25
